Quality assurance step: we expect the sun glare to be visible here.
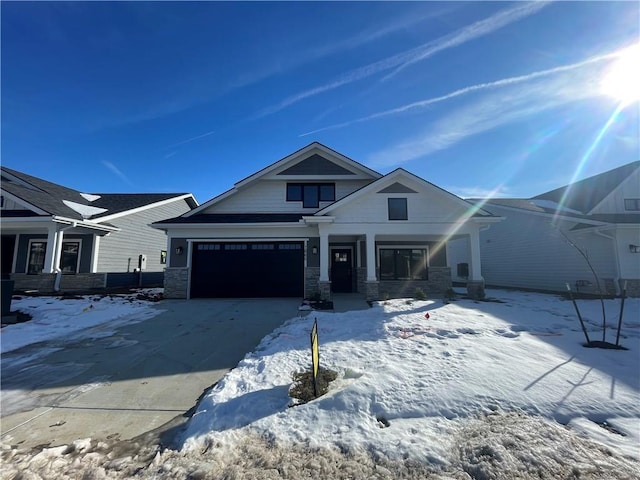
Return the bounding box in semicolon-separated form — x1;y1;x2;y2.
600;44;640;105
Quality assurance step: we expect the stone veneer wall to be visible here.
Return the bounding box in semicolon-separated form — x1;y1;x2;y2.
377;266;451;299
356;267;366;294
621;279;640;298
304;267;320;299
60;274;106;291
11;273;106;293
164;267;189;299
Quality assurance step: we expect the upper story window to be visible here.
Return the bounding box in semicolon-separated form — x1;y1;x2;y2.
286;183;335;208
388;198;408;220
624;198;640;211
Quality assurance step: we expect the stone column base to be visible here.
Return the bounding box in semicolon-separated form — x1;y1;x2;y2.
620;279;640;298
319;281;332;301
366;281;379;301
467;280;485;299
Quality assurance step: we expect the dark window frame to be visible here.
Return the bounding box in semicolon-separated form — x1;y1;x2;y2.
379;248;428;280
388;198;408;220
286;183;335;208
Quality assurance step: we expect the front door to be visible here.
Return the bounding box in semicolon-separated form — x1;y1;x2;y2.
331;248;352;293
1;235;16;279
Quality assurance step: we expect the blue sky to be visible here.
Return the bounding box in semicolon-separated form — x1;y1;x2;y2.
2;1;638;203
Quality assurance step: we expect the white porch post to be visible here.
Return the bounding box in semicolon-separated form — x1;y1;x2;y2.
319;230;330;282
43;225;57;273
53;229;66;273
466;226;485;298
468;227;482;281
366;232;377;281
91;235;101;273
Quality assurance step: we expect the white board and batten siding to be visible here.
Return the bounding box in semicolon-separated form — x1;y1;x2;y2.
470;205;617;293
203;180;372;214
96;199;192;272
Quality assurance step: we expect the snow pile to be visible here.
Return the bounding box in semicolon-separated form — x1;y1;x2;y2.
183;290;640;466
1;290;162;354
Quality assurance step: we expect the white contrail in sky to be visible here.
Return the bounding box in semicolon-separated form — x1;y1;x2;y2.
168;129;216;148
255;2;549;119
382;1;551;81
102;161;134;186
299;49;618;137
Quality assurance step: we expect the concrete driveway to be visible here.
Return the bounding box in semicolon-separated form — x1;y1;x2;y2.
1;298;302;450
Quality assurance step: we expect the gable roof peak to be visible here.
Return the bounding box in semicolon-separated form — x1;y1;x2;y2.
533;160;640;214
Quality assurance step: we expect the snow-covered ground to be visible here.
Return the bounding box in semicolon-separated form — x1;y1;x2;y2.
1;289;639;479
1;290;163;354
183;289;640;463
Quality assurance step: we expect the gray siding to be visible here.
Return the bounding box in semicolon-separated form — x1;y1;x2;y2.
97;199;191;272
479;206;616;292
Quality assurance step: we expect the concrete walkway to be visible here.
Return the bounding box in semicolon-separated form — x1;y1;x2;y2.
1;298;302;450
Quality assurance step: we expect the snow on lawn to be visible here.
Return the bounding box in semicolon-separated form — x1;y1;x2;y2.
1;290;162;354
183;289;640;466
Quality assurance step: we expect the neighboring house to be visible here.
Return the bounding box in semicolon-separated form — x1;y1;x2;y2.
449;161;640;297
152;142;501;300
0;166;197;292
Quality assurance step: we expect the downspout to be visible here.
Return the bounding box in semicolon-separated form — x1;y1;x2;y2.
594;228;620;296
53;222;78;292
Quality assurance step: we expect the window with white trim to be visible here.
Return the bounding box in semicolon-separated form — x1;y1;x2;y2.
27;241;47;274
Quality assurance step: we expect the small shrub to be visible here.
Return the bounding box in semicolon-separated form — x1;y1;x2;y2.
414;287;427;301
444;288;457;301
289;367;338;404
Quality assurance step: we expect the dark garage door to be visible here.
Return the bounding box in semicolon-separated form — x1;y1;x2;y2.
191;241;304;298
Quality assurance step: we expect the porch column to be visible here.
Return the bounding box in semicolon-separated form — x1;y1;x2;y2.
365;232;379;301
91;236;100;273
318;229;331;300
319;230;330;282
43;225;57;273
365;232;377;281
467;227;485;299
52;229;66;273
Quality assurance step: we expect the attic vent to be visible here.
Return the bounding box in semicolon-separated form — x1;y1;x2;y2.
278;154;355;175
377;182;418;194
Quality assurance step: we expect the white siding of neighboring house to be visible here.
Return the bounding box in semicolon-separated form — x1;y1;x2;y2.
590;169;640;214
96;199;192;272
201;180;372;214
615;226;640;280
472;205;616;293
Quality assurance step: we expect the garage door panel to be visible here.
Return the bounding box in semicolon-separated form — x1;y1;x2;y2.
191;242;303;298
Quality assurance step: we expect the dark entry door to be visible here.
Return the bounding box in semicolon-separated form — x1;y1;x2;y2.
1;235;16;279
331;248;352;293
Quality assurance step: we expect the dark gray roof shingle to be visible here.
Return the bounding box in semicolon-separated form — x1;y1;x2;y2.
1;166;192;220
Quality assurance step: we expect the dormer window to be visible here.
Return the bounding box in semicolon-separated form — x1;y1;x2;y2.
388;198;408;220
287;183;335;208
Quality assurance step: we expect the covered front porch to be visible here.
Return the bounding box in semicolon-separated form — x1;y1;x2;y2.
305;220;487;301
1;217;117;292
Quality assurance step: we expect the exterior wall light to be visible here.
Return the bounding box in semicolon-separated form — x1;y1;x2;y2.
629;244;640;253
312;246;318;255
175;246;184;255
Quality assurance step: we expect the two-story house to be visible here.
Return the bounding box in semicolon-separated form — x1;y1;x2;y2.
449;161;640;297
153;142;501;300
